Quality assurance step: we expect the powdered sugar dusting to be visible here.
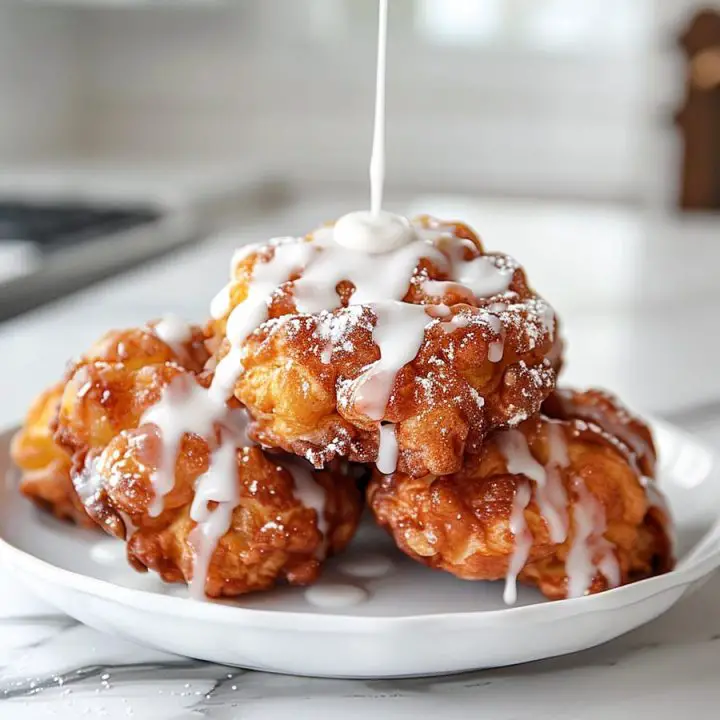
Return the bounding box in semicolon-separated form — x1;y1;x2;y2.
314;306;368;362
210;215;557;470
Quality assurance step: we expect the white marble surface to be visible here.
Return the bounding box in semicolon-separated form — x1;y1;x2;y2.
1;194;719;718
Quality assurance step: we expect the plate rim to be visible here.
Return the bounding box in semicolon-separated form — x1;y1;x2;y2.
2;419;720;632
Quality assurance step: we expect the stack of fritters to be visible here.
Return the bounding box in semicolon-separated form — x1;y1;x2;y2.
12;217;673;601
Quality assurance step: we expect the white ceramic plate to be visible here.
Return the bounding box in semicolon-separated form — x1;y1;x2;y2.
1;422;719;679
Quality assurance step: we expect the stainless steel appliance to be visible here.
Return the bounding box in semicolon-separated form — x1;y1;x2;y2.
0;198;196;321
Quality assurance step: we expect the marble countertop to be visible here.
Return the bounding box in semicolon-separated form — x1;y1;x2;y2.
1;194;719;718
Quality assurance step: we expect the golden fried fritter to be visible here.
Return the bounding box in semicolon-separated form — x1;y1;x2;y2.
210;217;558;477
11;321;210;526
78;321;209;375
50;326;362;598
11;384;90;526
369;466;557;581
521;387;672;598
57;359;188;458
54;322;210;455
78;434;361;597
542;387;656;477
519;503;673;600
368;389;673;601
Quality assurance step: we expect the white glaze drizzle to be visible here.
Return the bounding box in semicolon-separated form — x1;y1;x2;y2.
117;510;137;539
188;439;240;600
352;301;430;421
140;375;225;517
223;406;253;447
498;425;576;605
488;341;505;363
423;255;513;302
370;0;387;217
422;280;476;303
543;422;570;542
440;312;470;334
337;552;395;579
304;584;369;608
330;0;415;255
503;480;532;605
210;240;316;403
210;216;546;434
566;477;620;597
424;258;511;365
73;455;103;508
208;221;550;477
425;303;452;319
497;429;568;544
488;301;508;313
454;256;514;298
231;243;262;272
293;229;443;313
332;211;417;254
153;314;192;356
376;423;399;474
497;414;630;598
210;282;232;320
485;314;505;363
90;540;127;565
141;372;328;595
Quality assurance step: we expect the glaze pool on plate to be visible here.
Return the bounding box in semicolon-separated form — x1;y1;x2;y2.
1;422;719;678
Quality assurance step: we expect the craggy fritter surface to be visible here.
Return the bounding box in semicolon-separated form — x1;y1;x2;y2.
55;323;210;457
51;326;361;597
520;502;673;600
368;389;673;600
10;384;89;526
14;321;363;597
542;387;656;478
210;217;558;477
524;387;672;598
80;435;361;597
11;322;209;527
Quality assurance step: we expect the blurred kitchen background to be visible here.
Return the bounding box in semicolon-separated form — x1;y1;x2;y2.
0;0;718;322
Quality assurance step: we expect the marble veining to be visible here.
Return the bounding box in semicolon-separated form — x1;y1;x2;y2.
0;564;719;718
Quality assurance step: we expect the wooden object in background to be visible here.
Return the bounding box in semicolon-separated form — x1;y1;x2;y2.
676;9;720;211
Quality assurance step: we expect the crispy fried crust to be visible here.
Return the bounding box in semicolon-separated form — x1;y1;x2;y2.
40;324;362;597
520;502;673;599
11;384;91;527
55;324;210;456
542;387;656;477
520;388;669;598
210;218;558;477
11;323;210;527
368;389;673;599
368;468;557;579
82;437;361;597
